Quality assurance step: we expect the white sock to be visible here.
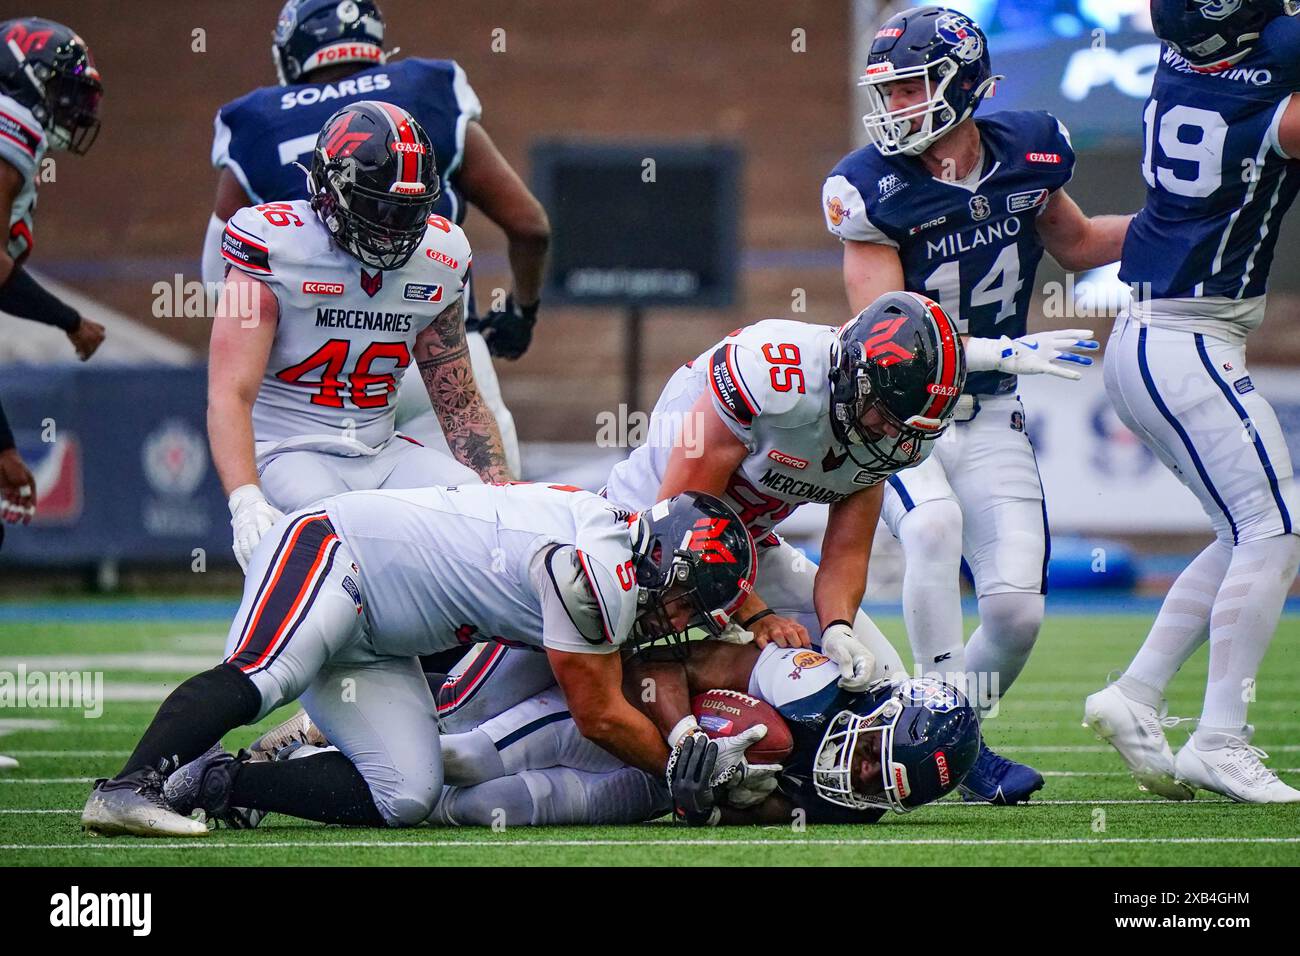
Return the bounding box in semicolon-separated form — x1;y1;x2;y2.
1196;533;1300;747
1125;539;1231;693
897;499;966;680
965;592;1044;713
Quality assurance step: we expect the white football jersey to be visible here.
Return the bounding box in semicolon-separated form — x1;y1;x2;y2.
323;481;643;657
0;94;46;263
221;199;471;451
605;319;927;539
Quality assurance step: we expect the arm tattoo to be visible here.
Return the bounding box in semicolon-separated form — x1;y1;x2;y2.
415;297;512;482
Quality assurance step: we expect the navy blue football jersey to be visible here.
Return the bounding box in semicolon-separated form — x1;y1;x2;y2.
823;111;1075;395
212;57;480;225
1120;16;1300;302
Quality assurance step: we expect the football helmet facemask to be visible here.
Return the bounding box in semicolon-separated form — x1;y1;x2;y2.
306;100;441;270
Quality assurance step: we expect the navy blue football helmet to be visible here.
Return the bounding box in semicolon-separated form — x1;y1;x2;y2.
1151;0;1298;73
814;677;980;812
860;5;1000;156
273;0;386;85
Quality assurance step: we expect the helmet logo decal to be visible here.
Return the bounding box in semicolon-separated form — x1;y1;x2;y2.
1194;0;1243;20
687;516;737;564
934;749;951;787
934;12;984;63
863;316;913;366
900;678;963;713
4;23;53;54
323;112;368;159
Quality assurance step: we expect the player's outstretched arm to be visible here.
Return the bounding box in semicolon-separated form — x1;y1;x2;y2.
814;486;882;691
547;647;670;775
1036;188;1133;272
459;122;550;360
208;271;283;570
413;296;512;482
0;158;105;361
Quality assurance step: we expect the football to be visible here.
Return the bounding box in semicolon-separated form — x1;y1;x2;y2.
690;689;794;765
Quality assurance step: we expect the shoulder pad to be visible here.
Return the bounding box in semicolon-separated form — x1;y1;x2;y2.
542;544;636;647
0;96;44;176
221;206;273;277
414;217;473;284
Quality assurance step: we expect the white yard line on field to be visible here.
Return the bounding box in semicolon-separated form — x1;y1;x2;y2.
0;653;218;672
3;836;1298;851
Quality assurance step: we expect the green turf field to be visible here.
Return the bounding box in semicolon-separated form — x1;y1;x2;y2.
1;605;1298;866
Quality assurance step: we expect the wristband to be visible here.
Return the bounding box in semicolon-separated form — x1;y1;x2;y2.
824;619;854;631
0;398;13;453
741;609;775;630
0;266;81;332
963;335;1013;373
667;715;701;749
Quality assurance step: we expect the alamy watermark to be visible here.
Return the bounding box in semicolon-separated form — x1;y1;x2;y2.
0;666;104;718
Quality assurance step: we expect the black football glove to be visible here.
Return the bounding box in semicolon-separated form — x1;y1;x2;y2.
479;295;539;360
667;731;722;826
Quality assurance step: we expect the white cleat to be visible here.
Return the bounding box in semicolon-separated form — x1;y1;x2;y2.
1083;683;1194;800
0;755;18;771
247;709;325;762
1175;737;1300;803
81;767;210;837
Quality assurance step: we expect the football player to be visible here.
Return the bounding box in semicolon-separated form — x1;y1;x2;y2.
209;101;511;570
822;5;1131;803
193;641;980;828
0;19;106;361
1084;0;1300;803
203;0;548;477
427;290;972;737
0;393;31;771
81;484;757;836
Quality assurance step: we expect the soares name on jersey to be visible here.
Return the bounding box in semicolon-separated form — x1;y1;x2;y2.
278;72;392;110
315;308;414;333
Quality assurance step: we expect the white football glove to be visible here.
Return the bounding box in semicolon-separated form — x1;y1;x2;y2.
708;723;769;787
964;329;1099;381
821;623;874;692
723;762;781;808
228;484;284;573
715;619;755;645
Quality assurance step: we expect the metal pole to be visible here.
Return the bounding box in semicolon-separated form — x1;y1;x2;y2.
624;304;644;418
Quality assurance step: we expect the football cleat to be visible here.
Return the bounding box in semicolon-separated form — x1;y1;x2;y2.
247;709;326;762
1083;683;1193;800
0;755;18;770
164;744;260;829
1175;735;1300;804
81;767;210;837
957;741;1044;805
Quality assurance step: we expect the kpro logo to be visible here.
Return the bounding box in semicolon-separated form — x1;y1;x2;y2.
302;281;344;296
767;449;808;470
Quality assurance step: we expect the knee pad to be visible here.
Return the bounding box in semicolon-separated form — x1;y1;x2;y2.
367;767;441;827
977;592;1044;656
898;499;964;565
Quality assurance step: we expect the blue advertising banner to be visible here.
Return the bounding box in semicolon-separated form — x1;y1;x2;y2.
0;366;229;567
